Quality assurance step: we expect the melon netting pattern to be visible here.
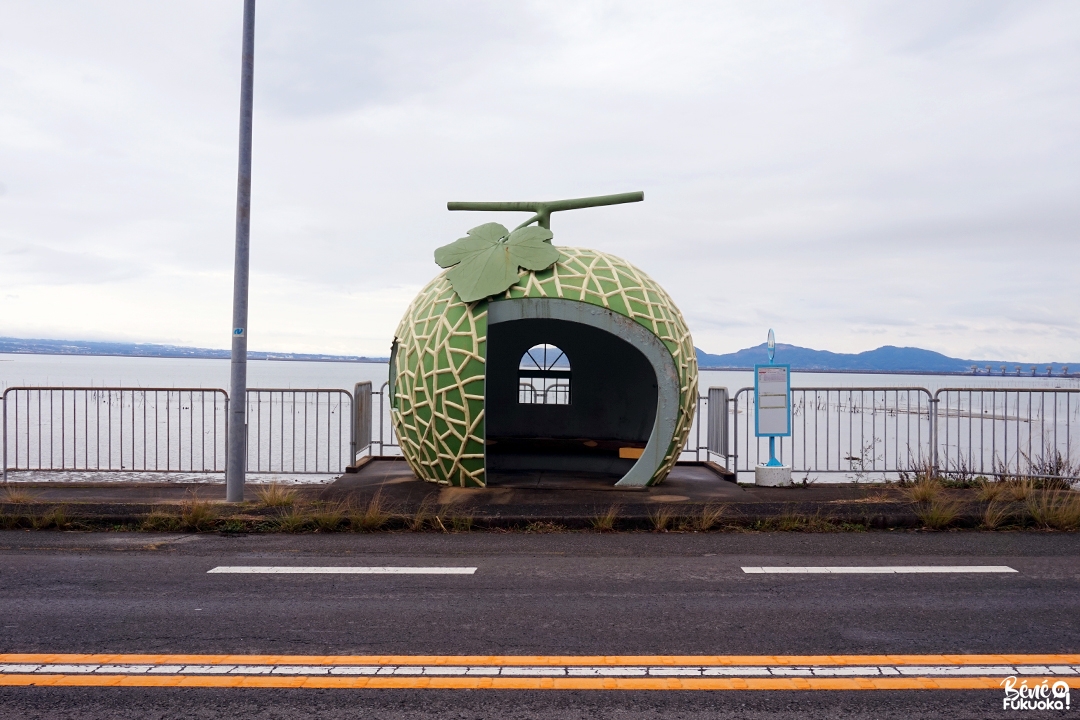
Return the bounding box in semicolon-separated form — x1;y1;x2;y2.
392;246;698;487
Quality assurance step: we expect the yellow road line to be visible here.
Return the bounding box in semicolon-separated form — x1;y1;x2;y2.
2;653;1078;666
2;674;1079;690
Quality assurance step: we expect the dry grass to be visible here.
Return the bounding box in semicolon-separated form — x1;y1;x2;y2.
772;512;804;531
981;501;1010;530
855;490;897;504
695;504;727;531
1;485;36;504
255;483;298;508
179;493;217;531
349;492;393;532
905;475;942;503
755;510;844;532
1005;477;1038;502
770;507;819;531
976;478;1006;503
449;515;474;532
1026;489;1080;530
142;508;181;531
648;506;674;532
590;504;621;532
32;506;70;530
311;501;347;532
274;505;311;533
408;499;435;532
914;496;962;530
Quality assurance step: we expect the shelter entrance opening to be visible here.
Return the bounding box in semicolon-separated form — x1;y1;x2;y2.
485;316;658;484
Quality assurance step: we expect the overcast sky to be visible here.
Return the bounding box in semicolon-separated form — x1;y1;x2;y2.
1;1;1077;361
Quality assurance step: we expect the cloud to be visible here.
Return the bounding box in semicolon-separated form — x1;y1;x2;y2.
0;0;1077;361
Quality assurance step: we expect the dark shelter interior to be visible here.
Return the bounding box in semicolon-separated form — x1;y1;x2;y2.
485;318;658;483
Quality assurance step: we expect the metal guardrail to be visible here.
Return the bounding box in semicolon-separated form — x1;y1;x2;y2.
728;387;933;479
244;389;353;474
3;387;359;478
933;388;1078;480
2;387;228;479
5;383;1077;483
721;386;1079;481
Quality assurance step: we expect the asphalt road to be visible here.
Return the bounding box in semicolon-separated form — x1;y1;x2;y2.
1;530;1077;718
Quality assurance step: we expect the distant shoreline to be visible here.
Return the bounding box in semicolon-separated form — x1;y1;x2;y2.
0;351;389;364
3;351;1074;379
2;337;1075;378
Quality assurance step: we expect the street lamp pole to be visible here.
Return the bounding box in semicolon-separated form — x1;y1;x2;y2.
227;0;255;502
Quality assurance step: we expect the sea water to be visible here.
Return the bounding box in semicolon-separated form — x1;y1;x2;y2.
2;353;1076;394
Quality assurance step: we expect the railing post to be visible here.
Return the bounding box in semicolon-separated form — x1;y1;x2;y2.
349;386;357;466
931;391;940;478
2;390;7;482
379;382;388;456
356;382;374;461
696;395;703;461
731;392;739;475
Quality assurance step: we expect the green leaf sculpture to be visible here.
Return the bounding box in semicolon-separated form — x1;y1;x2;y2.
434;222;561;302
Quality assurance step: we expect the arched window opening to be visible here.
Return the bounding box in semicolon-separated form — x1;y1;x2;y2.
518;344;571;405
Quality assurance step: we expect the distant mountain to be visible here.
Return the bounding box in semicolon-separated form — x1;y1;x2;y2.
696;343;1077;376
0;337;388;363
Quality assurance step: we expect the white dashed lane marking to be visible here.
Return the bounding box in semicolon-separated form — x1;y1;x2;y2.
207;566;477;574
741;566;1018;574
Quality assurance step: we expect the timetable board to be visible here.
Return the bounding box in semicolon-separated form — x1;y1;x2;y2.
754;364;791;437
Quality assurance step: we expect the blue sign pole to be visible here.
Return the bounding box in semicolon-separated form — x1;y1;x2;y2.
767;329;777;466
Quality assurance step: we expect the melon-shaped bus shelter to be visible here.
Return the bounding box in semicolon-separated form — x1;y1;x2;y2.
389;240;698;488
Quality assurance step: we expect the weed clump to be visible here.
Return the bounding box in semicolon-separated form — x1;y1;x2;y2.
274;505;311;533
255;483;297;508
914;496;961;530
408;499;435;532
1;485;36;504
1026;489;1080;530
349;492;392;532
179;493;218;531
981;501;1010;530
590;504;621;532
976;478;1006;503
1003;477;1037;502
648;506;673;532
33;506;71;530
695;504;727;532
449;514;474;532
311;502;347;532
905;475;942;503
142;509;181;531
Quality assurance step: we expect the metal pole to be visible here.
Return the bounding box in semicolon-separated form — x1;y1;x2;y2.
2;391;7;482
226;0;255;503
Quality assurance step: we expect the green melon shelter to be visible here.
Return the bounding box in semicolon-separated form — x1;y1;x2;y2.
389;194;698;488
